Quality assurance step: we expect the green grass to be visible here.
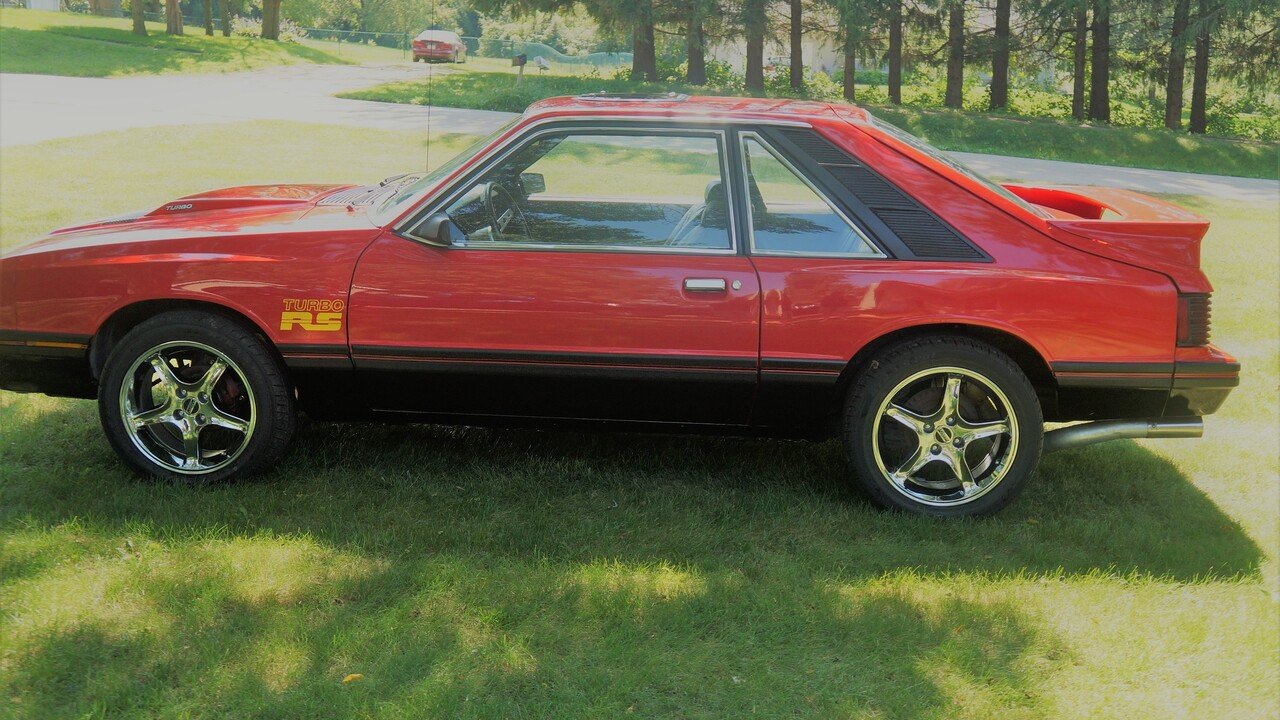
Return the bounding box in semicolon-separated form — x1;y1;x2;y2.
1;122;1278;718
0;8;353;77
336;69;653;113
338;69;1280;180
868;105;1280;180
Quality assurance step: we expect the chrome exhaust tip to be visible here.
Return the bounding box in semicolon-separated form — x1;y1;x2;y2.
1043;417;1203;454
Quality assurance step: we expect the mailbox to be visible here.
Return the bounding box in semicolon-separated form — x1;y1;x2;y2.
511;54;527;67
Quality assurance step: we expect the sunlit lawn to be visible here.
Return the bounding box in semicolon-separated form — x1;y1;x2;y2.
0;8;353;77
1;122;1277;718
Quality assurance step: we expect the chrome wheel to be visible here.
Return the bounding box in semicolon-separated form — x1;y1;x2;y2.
872;366;1018;507
118;341;256;475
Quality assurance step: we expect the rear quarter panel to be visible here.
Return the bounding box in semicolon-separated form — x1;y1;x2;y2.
783;116;1177;368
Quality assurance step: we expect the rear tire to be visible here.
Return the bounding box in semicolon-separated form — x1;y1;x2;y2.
842;335;1043;517
98;311;295;485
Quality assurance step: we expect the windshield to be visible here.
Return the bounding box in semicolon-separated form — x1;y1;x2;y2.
871;118;1044;217
371;117;521;225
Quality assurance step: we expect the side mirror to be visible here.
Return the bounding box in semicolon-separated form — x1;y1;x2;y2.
520;172;546;195
414;212;465;247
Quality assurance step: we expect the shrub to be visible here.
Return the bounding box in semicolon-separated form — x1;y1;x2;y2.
1006;88;1072;119
231;15;302;42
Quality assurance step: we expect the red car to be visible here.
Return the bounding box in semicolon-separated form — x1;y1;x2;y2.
412;30;466;63
0;95;1238;516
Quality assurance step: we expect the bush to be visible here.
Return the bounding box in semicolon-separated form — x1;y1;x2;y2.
762;65;848;101
1205;90;1280;141
625;58;743;93
1006;87;1072;119
231;15;302;42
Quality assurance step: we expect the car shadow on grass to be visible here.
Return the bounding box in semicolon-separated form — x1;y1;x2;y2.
0;398;1262;716
0;399;1263;583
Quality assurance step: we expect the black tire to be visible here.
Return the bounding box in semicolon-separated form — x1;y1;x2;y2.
842;335;1043;517
98;310;296;484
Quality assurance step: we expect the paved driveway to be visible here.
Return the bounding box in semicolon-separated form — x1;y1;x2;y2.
2;65;1275;201
0;64;511;145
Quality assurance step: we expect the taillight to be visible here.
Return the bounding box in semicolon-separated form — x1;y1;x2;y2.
1177;293;1211;346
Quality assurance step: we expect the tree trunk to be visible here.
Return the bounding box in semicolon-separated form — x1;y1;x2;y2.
743;0;765;92
1189;0;1210;133
203;0;213;35
220;0;230;37
944;1;965;109
888;0;902;104
843;18;856;101
631;2;657;82
1164;0;1191;129
989;0;1011;109
132;0;147;35
789;0;803;90
686;2;706;84
1071;6;1087;119
165;0;183;35
1088;0;1110;122
261;0;281;40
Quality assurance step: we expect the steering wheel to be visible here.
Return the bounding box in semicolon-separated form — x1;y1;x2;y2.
484;182;531;239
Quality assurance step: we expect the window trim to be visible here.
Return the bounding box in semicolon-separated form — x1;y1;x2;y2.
399;123;740;257
737;131;887;260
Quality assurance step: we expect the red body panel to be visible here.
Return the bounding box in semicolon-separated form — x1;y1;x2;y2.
2;198;378;347
0;96;1238;428
351;238;760;359
412;39;464;60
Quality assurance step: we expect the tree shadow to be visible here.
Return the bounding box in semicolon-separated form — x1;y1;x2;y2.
0;397;1262;716
6;543;1062;717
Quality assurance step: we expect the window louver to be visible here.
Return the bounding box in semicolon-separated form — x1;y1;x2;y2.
776;127;986;262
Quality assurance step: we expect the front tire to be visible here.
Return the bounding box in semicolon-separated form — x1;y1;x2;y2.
98;311;296;484
842;336;1043;517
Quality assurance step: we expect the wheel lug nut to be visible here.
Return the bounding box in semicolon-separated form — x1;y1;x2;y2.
953;438;964;448
924;423;934;432
197;414;207;425
176;389;187;398
198;393;209;403
930;444;941;455
174;410;184;419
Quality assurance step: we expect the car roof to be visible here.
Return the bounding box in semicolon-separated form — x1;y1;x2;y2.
523;94;873;125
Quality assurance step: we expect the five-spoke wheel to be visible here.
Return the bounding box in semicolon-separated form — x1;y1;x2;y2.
873;367;1018;506
844;336;1042;517
99;310;295;483
119;341;256;474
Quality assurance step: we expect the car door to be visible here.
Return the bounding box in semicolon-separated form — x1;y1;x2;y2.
348;124;761;426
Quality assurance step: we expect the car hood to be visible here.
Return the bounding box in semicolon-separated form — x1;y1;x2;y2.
51;184;356;234
6;184;383;258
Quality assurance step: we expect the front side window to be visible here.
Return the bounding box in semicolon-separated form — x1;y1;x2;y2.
439;131;733;251
741;135;880;257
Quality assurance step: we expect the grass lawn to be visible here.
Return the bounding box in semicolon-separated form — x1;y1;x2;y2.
1;122;1277;718
0;8;353;77
338;69;1280;180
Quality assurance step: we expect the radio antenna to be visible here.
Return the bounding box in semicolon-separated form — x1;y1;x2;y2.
421;0;435;171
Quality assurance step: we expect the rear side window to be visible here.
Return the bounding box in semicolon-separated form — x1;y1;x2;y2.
740;134;881;258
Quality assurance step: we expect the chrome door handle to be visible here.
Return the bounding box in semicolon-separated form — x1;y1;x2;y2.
684;278;727;292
